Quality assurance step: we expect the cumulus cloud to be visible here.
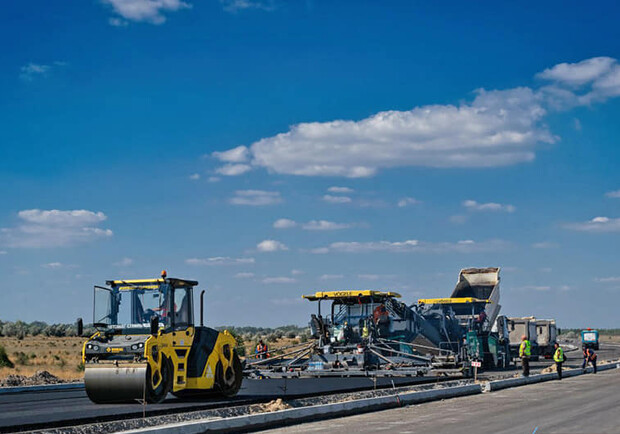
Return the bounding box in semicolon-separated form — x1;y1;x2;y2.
102;0;191;25
537;57;620;106
605;189;620;198
219;0;275;12
327;186;354;194
311;238;506;254
189;173;200;180
1;209;113;248
229;190;282;206
397;197;420;208
273;218;297;229
215;164;252;176
564;216;620;232
302;220;351;231
234;272;255;279
114;257;134;266
532;242;558;249
256;239;288;252
42;262;65;269
320;274;344;280
186;257;255;266
323;195;352;204
213;145;250;163
262;276;296;284
211;57;620;178
19;63;51;81
594;276;620;283
463;200;516;213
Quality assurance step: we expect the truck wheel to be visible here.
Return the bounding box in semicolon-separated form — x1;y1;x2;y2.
218;352;243;397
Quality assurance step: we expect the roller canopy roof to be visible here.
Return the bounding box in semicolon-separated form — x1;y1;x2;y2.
106;278;198;290
302;290;401;301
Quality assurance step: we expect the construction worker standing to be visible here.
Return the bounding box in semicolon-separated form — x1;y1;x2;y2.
553;342;565;380
519;335;531;377
255;339;269;359
582;347;597;373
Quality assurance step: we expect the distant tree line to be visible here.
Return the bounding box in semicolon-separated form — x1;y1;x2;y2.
0;320;86;339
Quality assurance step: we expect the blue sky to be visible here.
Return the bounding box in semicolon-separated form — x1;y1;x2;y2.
1;0;619;328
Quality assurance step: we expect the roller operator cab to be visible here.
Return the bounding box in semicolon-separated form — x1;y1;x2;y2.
81;274;242;403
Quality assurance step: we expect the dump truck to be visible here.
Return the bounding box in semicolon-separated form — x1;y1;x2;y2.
581;328;599;350
79;272;242;403
534;319;557;358
507;316;539;361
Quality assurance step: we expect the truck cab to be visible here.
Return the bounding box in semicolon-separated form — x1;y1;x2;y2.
581;328;599;350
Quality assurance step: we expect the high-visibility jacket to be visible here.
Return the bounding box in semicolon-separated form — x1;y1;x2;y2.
362;325;369;338
553;347;564;363
519;340;531;358
584;348;597;361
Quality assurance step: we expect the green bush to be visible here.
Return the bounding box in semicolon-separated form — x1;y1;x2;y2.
15;351;30;366
0;345;14;368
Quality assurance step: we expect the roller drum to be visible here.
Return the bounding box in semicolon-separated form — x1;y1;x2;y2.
84;364;148;403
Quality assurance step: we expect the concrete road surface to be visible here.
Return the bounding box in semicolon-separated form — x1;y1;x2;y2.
262;369;620;434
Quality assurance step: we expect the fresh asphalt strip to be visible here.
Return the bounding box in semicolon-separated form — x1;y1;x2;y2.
118;362;620;434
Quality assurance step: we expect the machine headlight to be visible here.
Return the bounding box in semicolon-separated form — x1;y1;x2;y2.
131;344;139;350
93;345;100;351
87;344;93;349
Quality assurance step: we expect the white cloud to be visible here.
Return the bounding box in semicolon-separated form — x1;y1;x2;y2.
102;0;191;25
1;209;113;248
229;190;282;206
320;274;344;280
538;57;620;106
220;0;275;12
273;218;297;229
213;145;250;163
0;251;6;255
211;57;620;178
239;87;554;177
532;242;558;249
290;269;304;275
323;195;352;204
595;276;620;283
262;276;296;284
327;186;354;194
537;57;617;86
449;215;468;224
114;257;134;266
207;176;221;183
186;257;255;266
234;272;255;279
564;216;620;232
189;173;200;180
256;239;288;252
42;262;64;269
309;247;330;254
19;63;51;81
463;200;516;213
301;220;351;231
358;274;380;281
314;238;507;254
605;189;620;198
215;164;252;176
397;197;420;208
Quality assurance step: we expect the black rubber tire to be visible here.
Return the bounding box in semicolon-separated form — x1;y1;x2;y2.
218;352;243;398
145;358;171;403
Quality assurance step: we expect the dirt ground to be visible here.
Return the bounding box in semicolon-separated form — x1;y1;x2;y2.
0;336;84;381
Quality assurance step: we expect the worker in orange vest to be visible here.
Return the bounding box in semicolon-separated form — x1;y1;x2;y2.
255;339;270;359
582;347;597;373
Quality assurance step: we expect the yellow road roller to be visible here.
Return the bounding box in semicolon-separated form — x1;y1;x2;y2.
80;272;242;403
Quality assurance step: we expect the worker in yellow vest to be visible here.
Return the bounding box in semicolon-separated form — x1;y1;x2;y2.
553;342;565;380
519;335;531;377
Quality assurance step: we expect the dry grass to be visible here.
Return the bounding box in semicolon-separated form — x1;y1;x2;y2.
0;336;84;381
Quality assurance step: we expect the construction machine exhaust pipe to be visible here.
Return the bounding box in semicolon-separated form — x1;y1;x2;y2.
200;289;205;326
